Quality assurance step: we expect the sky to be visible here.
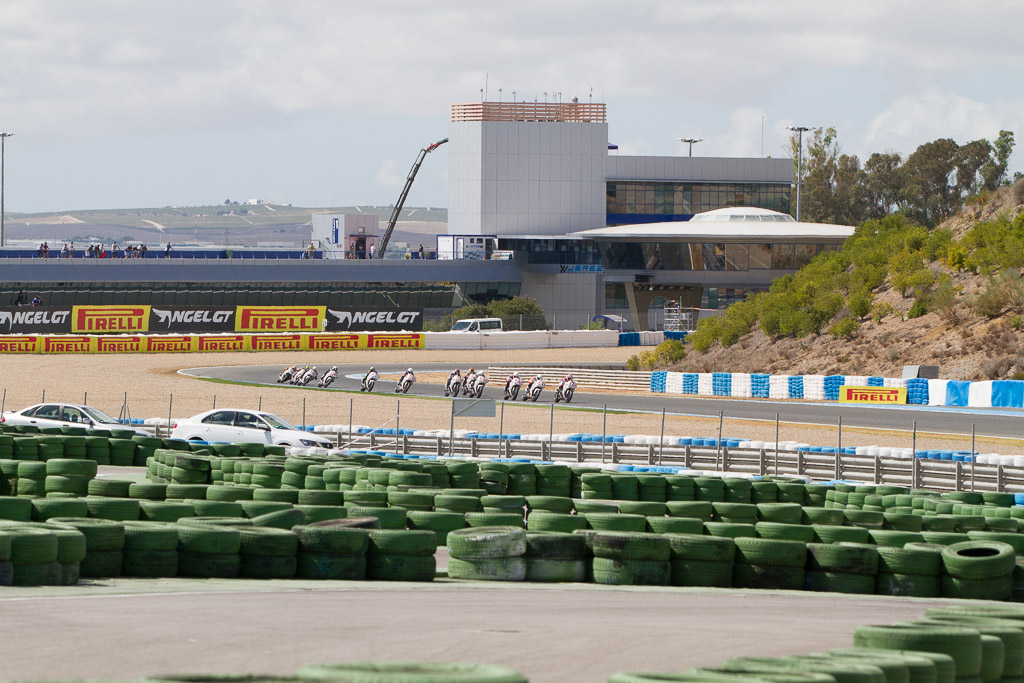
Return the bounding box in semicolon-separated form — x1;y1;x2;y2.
1;0;1022;214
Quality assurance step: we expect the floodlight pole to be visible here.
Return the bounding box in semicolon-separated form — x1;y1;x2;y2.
678;137;702;157
787;126;810;221
0;132;13;248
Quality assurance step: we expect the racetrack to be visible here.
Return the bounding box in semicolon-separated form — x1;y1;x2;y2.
185;363;1024;440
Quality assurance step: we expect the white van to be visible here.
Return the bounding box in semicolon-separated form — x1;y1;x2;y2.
451;317;503;332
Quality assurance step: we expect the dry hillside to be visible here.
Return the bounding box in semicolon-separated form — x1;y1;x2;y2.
671;181;1024;381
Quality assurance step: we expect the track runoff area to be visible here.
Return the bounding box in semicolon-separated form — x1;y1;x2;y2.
185;363;1024;439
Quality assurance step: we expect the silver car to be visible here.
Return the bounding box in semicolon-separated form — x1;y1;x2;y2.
1;402;150;435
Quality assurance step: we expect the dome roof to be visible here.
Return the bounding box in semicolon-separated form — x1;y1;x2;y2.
689;207;795;222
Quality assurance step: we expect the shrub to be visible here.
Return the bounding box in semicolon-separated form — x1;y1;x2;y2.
1010;316;1023;331
688;316;723;353
849;289;872;318
828;318;859;339
929;275;963;326
975;278;1010;318
908;298;929;319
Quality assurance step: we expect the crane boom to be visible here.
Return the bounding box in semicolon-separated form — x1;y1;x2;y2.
376;137;448;258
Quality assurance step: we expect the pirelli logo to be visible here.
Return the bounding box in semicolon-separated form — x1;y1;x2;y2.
0;336;39;353
365;333;423;350
308;334;360;351
43;336;94;353
839;386;907;405
236;306;324;332
197;335;247;352
251;334;304;351
96;336;142;353
72;306;150;333
146;336;195;353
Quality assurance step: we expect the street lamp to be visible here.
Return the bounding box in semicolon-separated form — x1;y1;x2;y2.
678;137;702;157
0;132;12;248
787;126;810;221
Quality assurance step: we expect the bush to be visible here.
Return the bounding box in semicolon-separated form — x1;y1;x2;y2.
828;318;859;339
908;298;929;319
975;278;1010;318
688;317;723;353
1010;316;1022;331
849;289;872;318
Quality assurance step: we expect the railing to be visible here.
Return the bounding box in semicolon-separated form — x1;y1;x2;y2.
314;428;1024;493
451;102;606;123
487;366;652;391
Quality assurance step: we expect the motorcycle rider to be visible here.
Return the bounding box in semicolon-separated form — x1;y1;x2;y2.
557;372;575;397
524;374;545;399
446;368;462;394
472;370;488;395
280;364;298;382
504;371;520;392
302;366;318;385
320;366;338;386
462;367;478;395
362;366;379;388
398;367;416;391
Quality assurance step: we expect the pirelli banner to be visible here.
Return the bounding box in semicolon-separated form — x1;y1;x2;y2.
0;332;424;354
839;386;907;405
0;305;422;334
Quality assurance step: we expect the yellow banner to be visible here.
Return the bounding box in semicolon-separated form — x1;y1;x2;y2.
235;306;325;333
72;305;151;334
3;332;426;354
839;386;907;405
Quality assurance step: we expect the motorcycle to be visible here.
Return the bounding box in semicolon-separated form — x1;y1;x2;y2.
444;375;462;398
522;379;544;402
461;372;477;396
297;368;318;386
471;374;488;398
318;371;338;388
503;376;521;401
360;374;377;392
554;379;576;403
395;375;414;394
278;367;296;384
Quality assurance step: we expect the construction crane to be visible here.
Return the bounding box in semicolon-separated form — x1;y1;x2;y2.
376;137;448;258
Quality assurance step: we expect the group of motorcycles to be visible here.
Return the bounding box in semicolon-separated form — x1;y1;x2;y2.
275;364;576;403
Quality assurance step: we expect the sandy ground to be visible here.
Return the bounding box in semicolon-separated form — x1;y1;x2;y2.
0;579;937;683
0;348;1017;452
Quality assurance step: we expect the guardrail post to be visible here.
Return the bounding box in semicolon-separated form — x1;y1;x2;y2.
912;456;920;489
436;437;443;457
506;439;513;458
471;438;477;458
758;448;765;476
955;461;962;492
647;444;655;466
797;450;804;476
722;447;729;473
684;444;691;469
576;442;583;463
369;432;376;448
402;434;409;455
611;442;619;464
873;456;880;485
834;451;840;482
997;464;1005;492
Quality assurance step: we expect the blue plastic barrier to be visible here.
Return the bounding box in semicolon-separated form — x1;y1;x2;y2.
867;377;884;387
788;376;804;399
712;372;732;397
945;381;970;407
992;380;1024;408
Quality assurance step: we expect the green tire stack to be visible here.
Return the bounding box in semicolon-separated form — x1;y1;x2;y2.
365;529;437;581
84;436;111;465
238;527;299;578
16;461;46;496
804;543;878;594
535;463;571;497
666;533;736;587
940;541;1016;600
121;521;179;577
175;522;241;578
45;458;98;496
6;526;62;585
49;517;125;578
405;511;466;546
108;438;137;467
874;545;942;597
731;537;807;590
523;531;586;583
592;531;670;586
294;523;370;580
447;526;527;581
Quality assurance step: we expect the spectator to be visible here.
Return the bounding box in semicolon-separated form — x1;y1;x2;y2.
369;242;376;259
61;243;70;258
31;296;41;307
14;290;24;306
306;242;315;259
165;242;173;258
140;244;148;257
69;241;75;256
418;243;424;259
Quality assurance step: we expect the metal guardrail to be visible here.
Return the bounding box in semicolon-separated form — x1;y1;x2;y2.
487;366;652;392
317;428;1024;494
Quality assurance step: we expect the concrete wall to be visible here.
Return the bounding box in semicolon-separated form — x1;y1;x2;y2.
517;266;602;330
449;120;608;237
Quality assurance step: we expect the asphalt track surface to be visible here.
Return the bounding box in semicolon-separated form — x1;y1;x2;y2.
184;363;1024;439
1;579;938;682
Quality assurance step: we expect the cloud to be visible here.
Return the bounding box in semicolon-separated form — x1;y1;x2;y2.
375;159;403;188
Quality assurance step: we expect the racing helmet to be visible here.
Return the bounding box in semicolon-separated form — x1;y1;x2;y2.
311;366;317;371
567;373;573;380
407;368;413;373
513;371;519;378
469;367;475;373
369;366;375;372
537;375;544;381
331;366;337;372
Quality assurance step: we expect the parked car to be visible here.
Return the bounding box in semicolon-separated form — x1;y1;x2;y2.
169;409;333;448
0;403;150;435
450;317;503;332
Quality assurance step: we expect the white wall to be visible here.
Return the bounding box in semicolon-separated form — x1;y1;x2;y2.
449;120;608;236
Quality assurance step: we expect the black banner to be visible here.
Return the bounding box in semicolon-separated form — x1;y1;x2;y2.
0;307;73;333
149;306;236;332
324;308;423;332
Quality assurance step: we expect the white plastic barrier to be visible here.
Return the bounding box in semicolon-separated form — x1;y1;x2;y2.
697;373;714;396
884;377;908;389
731;373;752;398
665;371;685;394
928;379;949;406
845;376;868;387
769;375;790;399
423;330;619;351
639;331;665;346
804;375;826;400
968;380;993;408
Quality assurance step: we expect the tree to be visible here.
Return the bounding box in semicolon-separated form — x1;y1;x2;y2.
901;138;960;227
864;151;905;219
980;130;1016;190
789;127;867;225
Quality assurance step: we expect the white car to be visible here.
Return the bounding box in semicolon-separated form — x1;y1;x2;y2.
170;409;333;448
0;402;150;435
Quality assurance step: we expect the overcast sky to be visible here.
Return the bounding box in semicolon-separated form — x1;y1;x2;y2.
1;0;1022;213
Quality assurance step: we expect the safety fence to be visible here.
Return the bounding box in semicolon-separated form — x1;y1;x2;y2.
487;367;652;392
616;331;688;347
649;371;1024;409
305;427;1024;494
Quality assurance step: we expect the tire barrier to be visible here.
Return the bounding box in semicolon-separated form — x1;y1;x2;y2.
652;371;1024;410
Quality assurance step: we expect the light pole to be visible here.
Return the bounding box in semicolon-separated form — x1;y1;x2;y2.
787;126;810;221
0;132;13;248
678;137;702;157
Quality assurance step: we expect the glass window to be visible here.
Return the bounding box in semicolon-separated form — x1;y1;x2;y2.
60;406;88;424
687;243;704;271
749;244;772;269
235;412;264;429
702;243;726;270
659;243;686;270
604;282;628;309
795;244;817;267
202;410;236;426
641;243;662;270
772;244;796;269
32;405;62;419
725;244;748;271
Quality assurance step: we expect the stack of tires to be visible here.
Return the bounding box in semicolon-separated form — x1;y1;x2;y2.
535;463;571;497
804;543;878;594
445;461;480;489
176;522;241;578
585;512;646;533
84;435;110;465
16;462;46;497
523;532;586;582
51;518;125;579
665;475;695;501
580;473;613;499
506;462;536;496
666;533;735;587
294;522;370;580
405;511;466;546
237;526;299;578
447;526;526;581
107;438;137;467
478;462;509;494
592;531;670;586
45;458;98;497
940;541;1016;600
731;537;807;590
365;529;436;581
121;521;179;577
433;494;481;516
525;510;587;533
132;435;164;467
854;623;989;682
5;526;61;585
874;545;942;597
